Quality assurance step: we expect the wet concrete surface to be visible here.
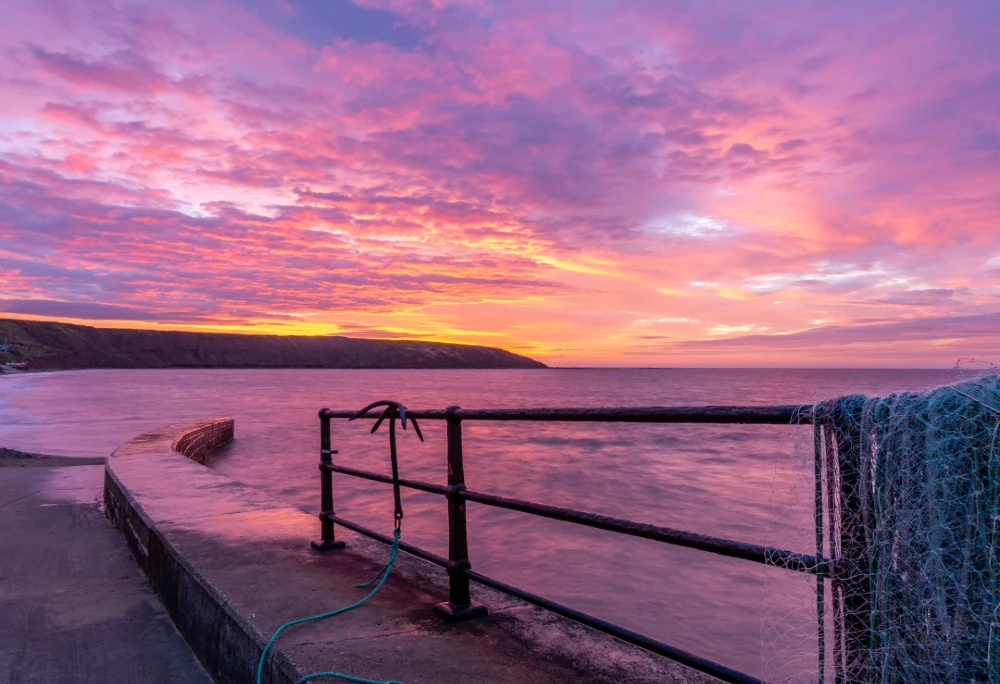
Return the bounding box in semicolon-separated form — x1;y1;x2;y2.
107;421;719;684
0;464;213;684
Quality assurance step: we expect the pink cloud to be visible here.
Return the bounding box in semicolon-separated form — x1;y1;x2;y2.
1;0;999;364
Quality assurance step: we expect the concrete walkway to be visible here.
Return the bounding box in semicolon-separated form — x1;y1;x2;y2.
0;463;213;684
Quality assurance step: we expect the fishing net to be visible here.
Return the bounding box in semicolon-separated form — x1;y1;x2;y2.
766;375;1000;682
820;374;1000;682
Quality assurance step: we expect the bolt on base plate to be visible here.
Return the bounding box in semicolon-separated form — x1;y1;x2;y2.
433;601;489;622
311;539;346;552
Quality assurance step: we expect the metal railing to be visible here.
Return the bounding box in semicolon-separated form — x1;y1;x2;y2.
310;405;825;684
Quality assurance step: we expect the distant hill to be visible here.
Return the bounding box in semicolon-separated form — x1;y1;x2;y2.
0;319;547;370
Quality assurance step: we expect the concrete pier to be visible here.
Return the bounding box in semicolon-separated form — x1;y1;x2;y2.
105;418;719;684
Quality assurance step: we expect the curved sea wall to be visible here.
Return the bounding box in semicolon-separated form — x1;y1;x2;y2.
103;418;714;684
102;418;292;684
171;419;235;464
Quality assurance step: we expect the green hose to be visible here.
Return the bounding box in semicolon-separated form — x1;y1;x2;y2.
255;528;405;684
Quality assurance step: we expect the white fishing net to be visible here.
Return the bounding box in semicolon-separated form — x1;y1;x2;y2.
765;374;1000;683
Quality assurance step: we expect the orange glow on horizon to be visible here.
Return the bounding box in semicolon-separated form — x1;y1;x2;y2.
2;2;1000;368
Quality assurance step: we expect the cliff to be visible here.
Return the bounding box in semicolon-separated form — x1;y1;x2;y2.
0;319;547;370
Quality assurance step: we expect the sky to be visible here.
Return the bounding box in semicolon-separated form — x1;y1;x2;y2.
1;0;1000;367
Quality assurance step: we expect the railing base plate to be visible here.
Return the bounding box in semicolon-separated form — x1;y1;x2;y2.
311;539;346;552
433;601;489;622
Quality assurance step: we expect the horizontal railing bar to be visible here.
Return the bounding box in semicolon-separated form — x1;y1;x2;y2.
323;513;450;568
323;463;452;496
464;568;762;684
324;511;760;683
322;463;825;574
459;489;824;574
321;405;813;424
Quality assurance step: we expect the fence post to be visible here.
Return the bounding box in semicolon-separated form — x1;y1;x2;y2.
433;406;488;621
830;398;869;683
312;408;346;551
813;419;825;684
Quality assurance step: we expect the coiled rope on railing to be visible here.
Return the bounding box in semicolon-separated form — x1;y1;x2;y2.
256;400;421;684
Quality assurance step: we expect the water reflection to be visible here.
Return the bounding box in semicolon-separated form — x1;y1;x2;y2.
0;367;963;680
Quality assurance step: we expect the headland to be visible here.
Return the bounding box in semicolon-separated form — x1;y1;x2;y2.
0;318;546;371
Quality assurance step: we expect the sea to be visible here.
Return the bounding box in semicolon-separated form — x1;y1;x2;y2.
0;367;973;680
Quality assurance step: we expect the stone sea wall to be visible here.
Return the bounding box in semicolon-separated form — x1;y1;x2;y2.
102;418;711;684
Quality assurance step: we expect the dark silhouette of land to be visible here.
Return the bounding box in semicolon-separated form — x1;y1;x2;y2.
0;446;104;467
0;318;546;370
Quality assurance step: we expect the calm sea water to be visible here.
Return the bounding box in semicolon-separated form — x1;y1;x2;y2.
0;368;968;680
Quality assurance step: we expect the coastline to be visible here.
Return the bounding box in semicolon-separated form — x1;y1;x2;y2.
0;446;105;468
0;318;547;371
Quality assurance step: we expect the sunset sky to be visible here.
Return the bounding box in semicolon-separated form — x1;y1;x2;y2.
2;1;999;366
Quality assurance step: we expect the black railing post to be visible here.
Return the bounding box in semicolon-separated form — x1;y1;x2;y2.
433;406;488;621
829;397;868;683
312;408;346;551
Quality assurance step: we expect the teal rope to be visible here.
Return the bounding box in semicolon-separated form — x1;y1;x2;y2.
296;673;404;684
255;528;405;684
